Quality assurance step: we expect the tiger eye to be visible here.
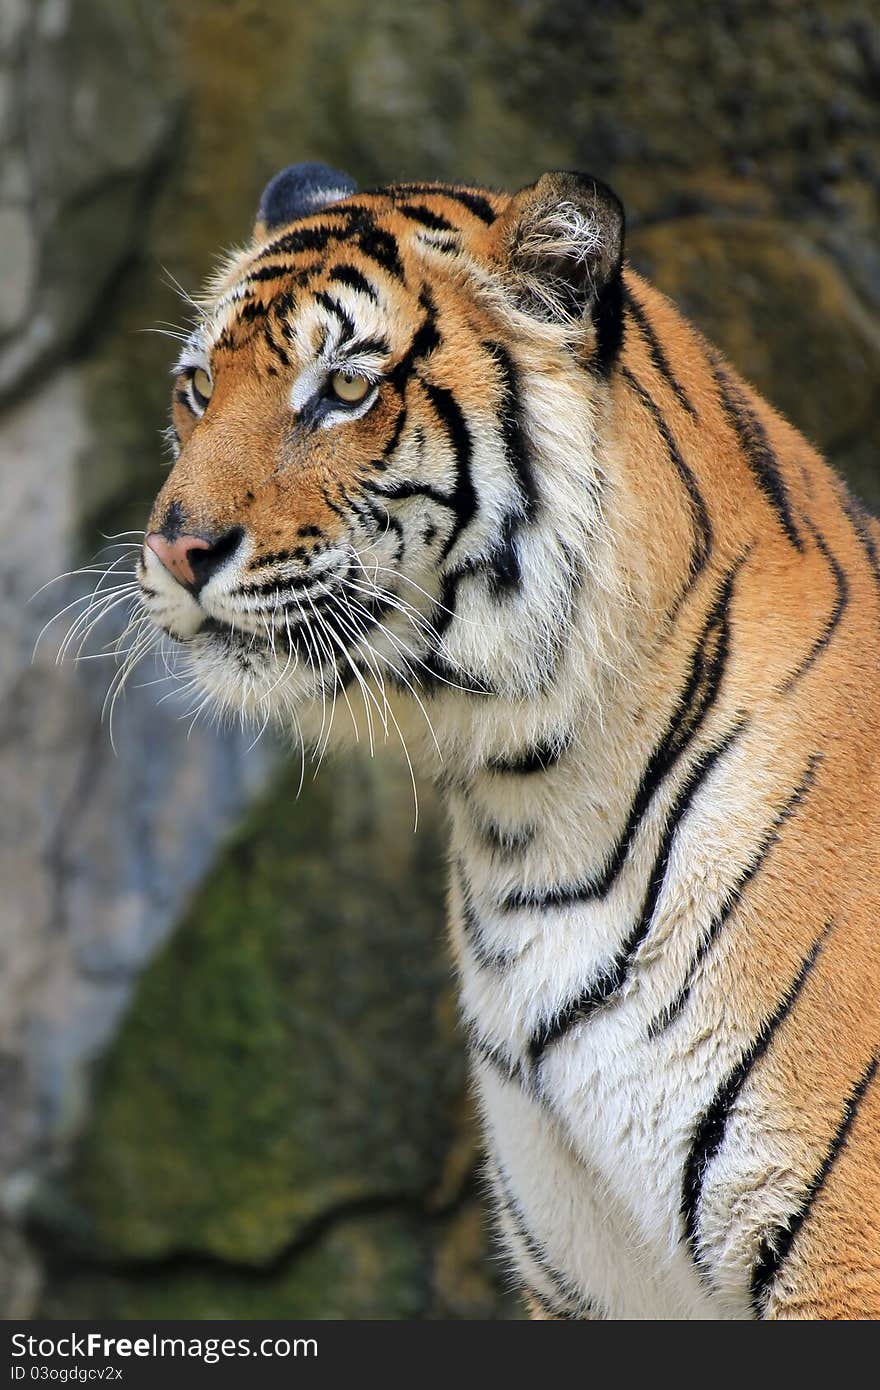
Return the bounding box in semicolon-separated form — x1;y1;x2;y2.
330;371;371;404
192;367;213;403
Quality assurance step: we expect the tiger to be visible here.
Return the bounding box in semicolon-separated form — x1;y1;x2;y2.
136;161;880;1320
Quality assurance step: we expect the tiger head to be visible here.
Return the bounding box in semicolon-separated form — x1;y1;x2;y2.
138;163;627;738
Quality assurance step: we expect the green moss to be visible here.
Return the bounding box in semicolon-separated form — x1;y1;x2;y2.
43;753;464;1267
40;1199;522;1320
41;1211;431;1320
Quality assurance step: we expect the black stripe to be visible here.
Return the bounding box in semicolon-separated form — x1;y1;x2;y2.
337;485;386;545
363;396;449;508
417;534;576;700
457;863;516;970
681;928;829;1266
391;183;497;224
398;306;443;373
327;264;379;302
413;566;492;696
650;753;822;1035
623;285;697;417
751;1053;878;1315
355;223;404;280
246;262;305;284
313;290;356;345
837;486;880;598
782;519;849;692
622;368;712;595
493;1165;587;1316
347;333;391;358
236;298;267;324
445;188;497;224
415;234;461;256
485;512;522;590
524;1285;580;1319
711;355;804;551
263;322;292;369
592;263;626;376
418;378;478;561
413;646;492;697
476;816;536;858
319;483;350;524
352;493;404;565
387;291;441;392
271;288;298;335
235;570;331;599
504;560;742;911
398;202;455;231
467;1021;521;1086
528;724;744;1066
400;569;453;650
407;417;507;695
488;735;570;776
250;547;303;568
380;405;407;462
481;340;540;593
257;223;343;259
365;476;461;512
260;206;390;272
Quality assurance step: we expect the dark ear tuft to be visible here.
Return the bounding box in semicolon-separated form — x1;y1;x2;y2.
254;162;358;237
496;171;625;366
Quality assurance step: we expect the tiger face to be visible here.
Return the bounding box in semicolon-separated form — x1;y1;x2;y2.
138;164;625;728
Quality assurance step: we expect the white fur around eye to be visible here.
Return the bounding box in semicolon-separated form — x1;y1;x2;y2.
290;362;325;413
316;383;375;425
289;364;379;429
317;382;378;429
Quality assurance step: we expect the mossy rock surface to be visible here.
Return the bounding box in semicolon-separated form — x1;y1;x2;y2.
41;1211;432;1320
34;750;522;1317
40;1198;521;1320
38;754;468;1268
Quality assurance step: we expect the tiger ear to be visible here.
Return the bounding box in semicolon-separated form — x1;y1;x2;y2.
253;161;358;241
494;171;625;351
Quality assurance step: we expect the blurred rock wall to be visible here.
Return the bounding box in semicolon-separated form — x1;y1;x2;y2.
1;0;878;1319
0;0;275;1316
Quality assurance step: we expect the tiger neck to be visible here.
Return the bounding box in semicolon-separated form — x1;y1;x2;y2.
412;317;726;987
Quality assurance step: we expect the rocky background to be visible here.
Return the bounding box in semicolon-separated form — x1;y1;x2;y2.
1;0;878;1319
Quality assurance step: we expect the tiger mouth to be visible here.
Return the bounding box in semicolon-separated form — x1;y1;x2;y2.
190;579;406;671
200;616;284;646
195;615;299;663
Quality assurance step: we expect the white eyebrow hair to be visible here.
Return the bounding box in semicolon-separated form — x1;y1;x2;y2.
172;330;210;375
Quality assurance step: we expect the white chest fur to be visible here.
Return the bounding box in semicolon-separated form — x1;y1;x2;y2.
441;713;787;1321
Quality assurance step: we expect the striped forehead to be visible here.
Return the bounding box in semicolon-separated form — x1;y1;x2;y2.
206;254;402;373
204;186;504;355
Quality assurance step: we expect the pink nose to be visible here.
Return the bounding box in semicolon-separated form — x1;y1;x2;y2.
145;532;213;591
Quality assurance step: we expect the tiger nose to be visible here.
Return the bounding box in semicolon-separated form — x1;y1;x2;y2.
145;528;242;595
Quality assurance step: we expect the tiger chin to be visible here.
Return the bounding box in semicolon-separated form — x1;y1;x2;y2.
137;161;880;1320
